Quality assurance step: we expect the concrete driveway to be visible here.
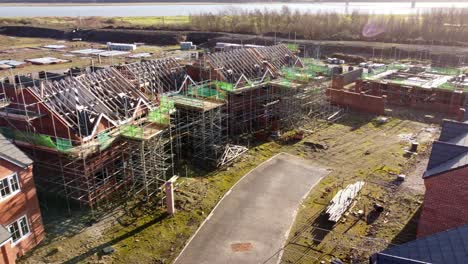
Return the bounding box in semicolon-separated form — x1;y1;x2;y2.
174;153;328;264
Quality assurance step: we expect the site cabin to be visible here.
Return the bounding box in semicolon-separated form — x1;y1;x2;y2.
0;134;44;264
106;42;137;52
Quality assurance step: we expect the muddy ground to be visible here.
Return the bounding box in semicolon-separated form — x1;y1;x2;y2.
2;26;468;64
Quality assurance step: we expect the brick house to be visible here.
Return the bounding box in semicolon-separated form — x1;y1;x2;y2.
417;120;468;238
0;134;44;264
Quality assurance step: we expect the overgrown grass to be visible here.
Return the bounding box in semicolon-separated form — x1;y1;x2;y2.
281;115;435;263
118;16;189;26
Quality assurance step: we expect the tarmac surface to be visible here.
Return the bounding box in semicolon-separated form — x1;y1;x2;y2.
174;153;328;264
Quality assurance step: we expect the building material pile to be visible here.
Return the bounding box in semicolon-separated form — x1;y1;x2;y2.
326;181;365;222
25;57;70;65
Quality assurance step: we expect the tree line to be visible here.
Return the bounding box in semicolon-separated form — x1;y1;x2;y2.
188;7;468;45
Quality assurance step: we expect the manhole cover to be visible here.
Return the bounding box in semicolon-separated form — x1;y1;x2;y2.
231;242;253;252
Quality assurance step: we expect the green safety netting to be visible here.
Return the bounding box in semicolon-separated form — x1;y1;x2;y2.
287;43;299;52
159;96;175;114
0;127;73;151
282;67;314;82
56;137;73;151
426;67;462;76
98;132;112;151
145;96;175;126
438;82;468;91
387;64;409;71
308;64;330;75
121;125;144;138
187;83;227;100
212;80;234;91
149;111;169;125
301;58;331;76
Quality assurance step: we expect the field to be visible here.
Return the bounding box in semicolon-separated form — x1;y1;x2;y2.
0;16;190;29
0;34;188;78
18;110;439;264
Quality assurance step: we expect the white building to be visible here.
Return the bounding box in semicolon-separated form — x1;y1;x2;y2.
107;42;137;51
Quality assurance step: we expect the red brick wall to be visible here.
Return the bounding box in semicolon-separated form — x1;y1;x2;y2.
327;88;385;115
0;160;45;264
417;166;468;238
358;80;465;116
1;86;79;141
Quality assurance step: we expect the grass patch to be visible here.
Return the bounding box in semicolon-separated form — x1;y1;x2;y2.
118;16;189;26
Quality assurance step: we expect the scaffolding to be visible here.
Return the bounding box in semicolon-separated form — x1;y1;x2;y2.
122;122;174;199
0;44;346;212
0;68;175;212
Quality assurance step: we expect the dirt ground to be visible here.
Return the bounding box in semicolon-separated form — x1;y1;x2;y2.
0;34;191;78
17;110;441;264
2;25;468;60
279;111;440;264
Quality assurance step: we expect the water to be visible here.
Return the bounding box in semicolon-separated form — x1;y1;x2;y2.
0;2;467;17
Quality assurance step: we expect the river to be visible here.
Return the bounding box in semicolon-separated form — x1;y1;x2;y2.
0;2;467;17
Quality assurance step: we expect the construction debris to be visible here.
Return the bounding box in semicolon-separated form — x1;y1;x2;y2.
98;50;130;57
326;181;365;222
71;49;106;55
43;45;66;50
25;57;70;65
128;53;152;58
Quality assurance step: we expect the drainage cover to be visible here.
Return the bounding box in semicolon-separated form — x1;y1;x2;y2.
231;242;253;252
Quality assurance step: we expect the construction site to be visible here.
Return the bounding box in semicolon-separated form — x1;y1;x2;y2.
0;37;467;264
0;43;341;212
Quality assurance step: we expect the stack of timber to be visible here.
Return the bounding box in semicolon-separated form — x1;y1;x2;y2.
326;181;365;222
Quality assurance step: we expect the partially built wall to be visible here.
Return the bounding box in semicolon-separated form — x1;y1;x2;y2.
328;67;466;117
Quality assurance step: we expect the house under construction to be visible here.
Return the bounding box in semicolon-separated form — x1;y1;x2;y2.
0;67;174;209
186;44;337;139
328;64;467;118
0;44;339;209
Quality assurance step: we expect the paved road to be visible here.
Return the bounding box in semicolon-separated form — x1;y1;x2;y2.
174;153;328;264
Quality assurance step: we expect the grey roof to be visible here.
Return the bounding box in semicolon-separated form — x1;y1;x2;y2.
372;224;468;264
438;121;468;146
0;225;10;245
0;133;33;168
424;120;468;178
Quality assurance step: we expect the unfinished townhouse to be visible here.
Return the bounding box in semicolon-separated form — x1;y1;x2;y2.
0;43;343;210
328;65;467;118
0;68;174;210
115;58;229;167
186;44;339;142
